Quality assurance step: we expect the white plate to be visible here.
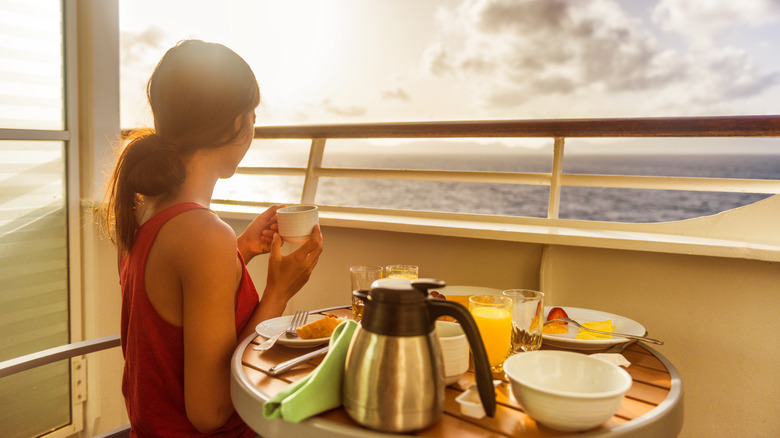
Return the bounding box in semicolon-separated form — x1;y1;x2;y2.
255;314;330;348
542;306;647;351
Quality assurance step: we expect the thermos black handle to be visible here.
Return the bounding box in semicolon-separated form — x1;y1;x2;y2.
427;299;497;418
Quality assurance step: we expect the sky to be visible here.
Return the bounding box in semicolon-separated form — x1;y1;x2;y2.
118;0;780;153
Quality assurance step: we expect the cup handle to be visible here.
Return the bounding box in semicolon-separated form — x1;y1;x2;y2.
427;299;496;418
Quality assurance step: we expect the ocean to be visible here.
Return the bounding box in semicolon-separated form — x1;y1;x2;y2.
215;153;780;223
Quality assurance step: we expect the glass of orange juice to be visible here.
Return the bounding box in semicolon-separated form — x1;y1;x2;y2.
385;264;418;280
469;295;512;373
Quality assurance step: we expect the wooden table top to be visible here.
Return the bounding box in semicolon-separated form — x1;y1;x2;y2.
231;307;683;437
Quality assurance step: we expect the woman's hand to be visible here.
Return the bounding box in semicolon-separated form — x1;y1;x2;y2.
258;225;324;318
237;204;283;262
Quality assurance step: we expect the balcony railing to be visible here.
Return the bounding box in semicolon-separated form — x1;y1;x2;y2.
203;115;780;219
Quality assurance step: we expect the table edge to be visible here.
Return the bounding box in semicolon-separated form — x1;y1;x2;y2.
230;333;407;438
579;343;684;437
231;335;683;437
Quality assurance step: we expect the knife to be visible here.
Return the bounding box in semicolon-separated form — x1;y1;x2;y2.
267;345;329;376
308;304;350;314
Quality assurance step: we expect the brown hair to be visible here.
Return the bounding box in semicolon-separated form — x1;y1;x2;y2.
102;40;260;253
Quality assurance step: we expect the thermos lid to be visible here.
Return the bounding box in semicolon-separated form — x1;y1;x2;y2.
369;278;425;303
362;278;445;336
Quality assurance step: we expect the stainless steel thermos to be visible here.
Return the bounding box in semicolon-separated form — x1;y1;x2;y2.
343;278;496;432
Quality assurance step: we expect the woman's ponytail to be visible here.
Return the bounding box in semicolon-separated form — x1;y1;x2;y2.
123;134;185;197
101;129;185;252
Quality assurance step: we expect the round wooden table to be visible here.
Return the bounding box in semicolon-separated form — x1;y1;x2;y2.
231;308;683;437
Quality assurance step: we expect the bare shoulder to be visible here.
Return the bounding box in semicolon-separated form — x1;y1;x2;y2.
156;208;238;267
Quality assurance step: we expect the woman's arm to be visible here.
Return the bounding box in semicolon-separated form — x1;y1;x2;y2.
175;215;244;433
176;214;322;432
240;225;324;340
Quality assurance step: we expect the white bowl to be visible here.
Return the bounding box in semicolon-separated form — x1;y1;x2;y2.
435;320;469;385
503;350;632;432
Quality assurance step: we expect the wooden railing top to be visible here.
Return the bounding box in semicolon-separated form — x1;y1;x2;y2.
119;116;780;140
251;115;780;139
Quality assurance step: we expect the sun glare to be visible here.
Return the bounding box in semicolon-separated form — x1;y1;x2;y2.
247;1;351;121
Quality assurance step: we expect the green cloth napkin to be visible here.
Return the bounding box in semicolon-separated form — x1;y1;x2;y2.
263;319;358;422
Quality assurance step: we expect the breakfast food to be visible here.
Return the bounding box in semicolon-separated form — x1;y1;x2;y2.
543;307;570;334
295;314;342;339
546;307;569;323
429;290;446;300
575;320;614;340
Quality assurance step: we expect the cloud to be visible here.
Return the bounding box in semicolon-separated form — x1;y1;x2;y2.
322;99;367;117
380;87;411;101
120;26;168;65
422;43;454;76
653;0;780;38
683;47;779;103
422;0;780;114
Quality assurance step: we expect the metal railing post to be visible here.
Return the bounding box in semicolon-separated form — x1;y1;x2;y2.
300;138;326;204
547;137;565;219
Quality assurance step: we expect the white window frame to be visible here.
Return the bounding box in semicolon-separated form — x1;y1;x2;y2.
63;0;85;434
7;2;91;436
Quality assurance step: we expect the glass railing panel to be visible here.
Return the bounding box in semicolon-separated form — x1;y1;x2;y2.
560;138;780;221
215;139;310;205
316;176;550;217
559;186;772;222
315;138;553;215
240;138;312;167
213;173;305;206
320;138;554;172
563;138;780;178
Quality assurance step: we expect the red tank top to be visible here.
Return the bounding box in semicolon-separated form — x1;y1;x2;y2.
120;203;258;437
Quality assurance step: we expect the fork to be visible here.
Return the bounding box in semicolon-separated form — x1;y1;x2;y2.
286;310;309;338
545;317;664;345
254;310;309;351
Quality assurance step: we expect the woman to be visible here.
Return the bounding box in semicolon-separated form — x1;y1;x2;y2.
101;40;323;436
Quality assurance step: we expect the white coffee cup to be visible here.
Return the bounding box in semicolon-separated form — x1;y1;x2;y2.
435;320;469;385
277;205;319;244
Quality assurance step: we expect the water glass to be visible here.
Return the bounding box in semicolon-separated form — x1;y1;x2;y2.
385;264;418;280
350;265;383;321
468;295;512;373
502;289;545;354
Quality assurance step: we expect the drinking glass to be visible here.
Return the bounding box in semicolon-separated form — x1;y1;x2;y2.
502;289;545;354
468;295;512;373
385;264;418;280
350;265;383;321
